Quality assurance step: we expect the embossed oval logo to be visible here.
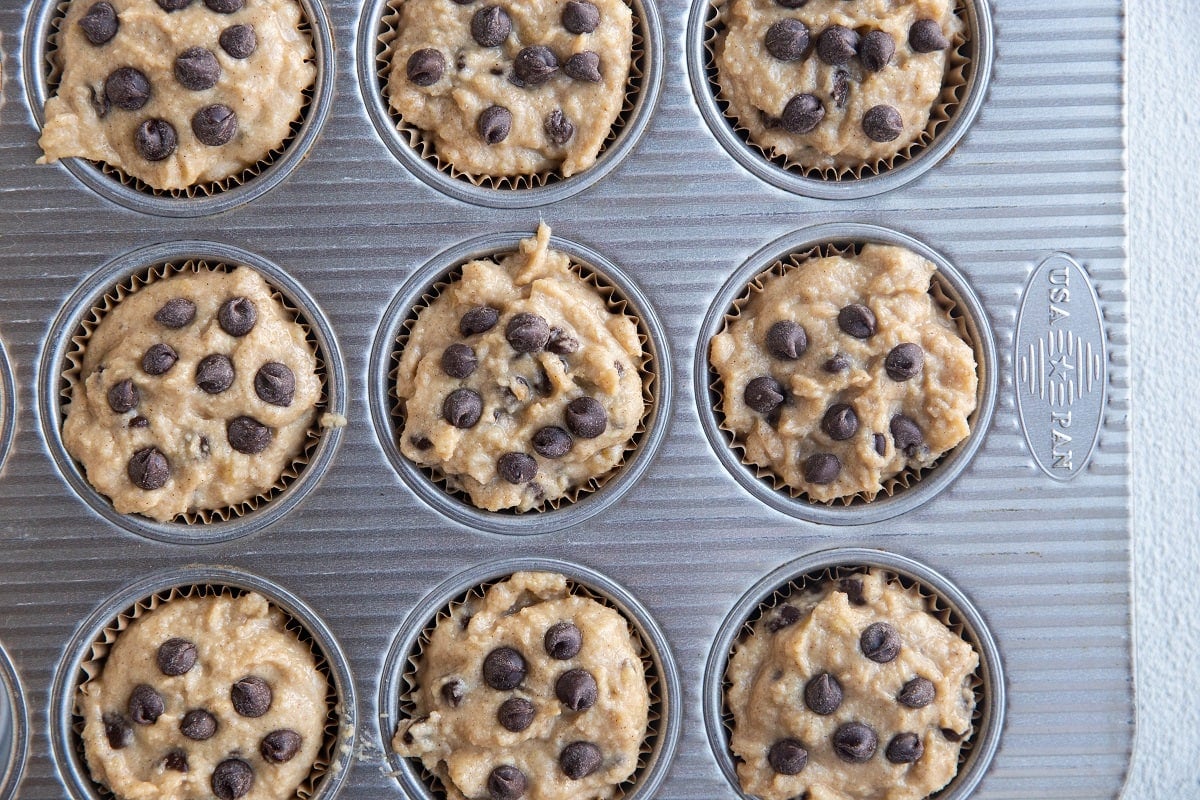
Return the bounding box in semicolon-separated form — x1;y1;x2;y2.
1015;254;1107;481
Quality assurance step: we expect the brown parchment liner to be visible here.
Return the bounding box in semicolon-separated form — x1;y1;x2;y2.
708;241;980;506
703;0;973;181
375;0;647;190
72;583;342;800
396;572;664;800
720;566;985;798
43;0;318;198
59;258;330;524
388;249;657;514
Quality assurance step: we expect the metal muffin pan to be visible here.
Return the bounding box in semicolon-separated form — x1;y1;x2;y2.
0;0;1129;799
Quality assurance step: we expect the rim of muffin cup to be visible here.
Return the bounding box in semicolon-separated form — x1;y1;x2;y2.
0;338;15;478
37;241;347;545
702;547;1005;800
23;0;335;218
378;557;682;800
695;223;997;526
0;640;29;800
368;231;672;535
685;0;994;199
48;566;357;800
357;0;664;208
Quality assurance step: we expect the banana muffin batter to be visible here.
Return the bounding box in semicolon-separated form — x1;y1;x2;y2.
38;0;316;191
394;571;650;800
78;592;329;800
726;570;979;800
713;0;962;172
384;0;632;179
395;224;645;512
709;244;977;503
63;266;322;522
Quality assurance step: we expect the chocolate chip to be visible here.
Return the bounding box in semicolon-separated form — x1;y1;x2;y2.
155;297;195;328
164;750;188;772
860;621;901;662
821;403;858;441
103;713;132;749
460;306;500;336
105;67;150;110
768;738;808;775
231;676;272;717
204;0;244;12
442;388;483;428
193;104;238;146
765;19;809;61
128;684;164;724
440;343;477;379
487;765;527;800
128;447;169;490
514;46;558;85
261;729;303;763
255;362;295;407
181;709;217;740
562;0;599;33
838;577;866;605
220;24;257;58
478;105;512;144
831;69;849;108
765;320;807;360
498;452;538;484
833;722;878;763
498;697;535;732
803;452;841;484
157;637;197;675
863;104;903;142
505;312;550;352
555;668;597;711
890;414;924;456
898;677;935;708
560;741;602;779
860;30;895;71
135;119;177;161
218;297;257;336
532;426;573;458
885;343;924;381
544;109;576;144
211;759;254;800
483;647;526;690
838;304;876;338
142;343;177;375
773;0;807;7
195;354;234;394
823;354;849;373
175;47;221;90
766;604;801;632
744;376;784;414
407;48;445;85
817;25;858;65
909;19;950;53
441;679;465;706
130;415;149;428
803;672;844;715
547;327;580;354
560;397;605;440
227;416;272;454
156;0;193;9
470;6;511;47
873;433;886;455
780;93;824;135
79;3;119;45
544;621;583;659
108;379;139;413
886;732;924;764
564;51;601;82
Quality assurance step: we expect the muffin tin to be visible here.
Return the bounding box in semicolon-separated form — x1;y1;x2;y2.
0;0;1130;798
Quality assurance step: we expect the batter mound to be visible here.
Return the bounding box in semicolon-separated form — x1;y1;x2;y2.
713;0;962;171
394;571;651;800
726;570;979;800
395;224;645;512
384;0;632;179
63;266;322;522
38;0;316;191
709;244;977;503
78;592;329;800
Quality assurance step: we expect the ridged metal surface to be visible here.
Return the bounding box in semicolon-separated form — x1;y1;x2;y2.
0;0;1128;797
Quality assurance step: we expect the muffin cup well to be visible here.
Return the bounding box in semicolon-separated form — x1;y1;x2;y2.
0;338;15;478
24;0;334;217
696;223;996;526
0;640;29;800
379;558;681;800
38;241;346;544
703;548;1004;800
369;231;671;534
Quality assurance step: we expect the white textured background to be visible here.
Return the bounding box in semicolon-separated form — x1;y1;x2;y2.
1125;2;1200;797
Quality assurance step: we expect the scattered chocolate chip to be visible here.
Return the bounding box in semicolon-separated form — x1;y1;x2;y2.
556;668;597;711
909;19;950;53
497;452;538;484
860;30;895;71
164;750;189;772
744;375;784;414
155;297;195;328
156;0;193;9
838;577;865;605
174;47;221;91
803;672;844;715
79;2;119;45
204;0;244;12
823;354;849;373
407;48;445;85
211;758;254;800
442;388;483;428
885;343;924;381
105;67;150;110
157;637;197;675
765;320;807;360
441;343;477;379
460;306;500;336
863;104;903;142
107;379;139;414
498;697;536;732
765;18;809;61
193;104;238;146
860;621;901;662
487;765;527;800
218;297;257;336
130;415;149;429
562;0;599;33
231;676;272;717
564;396;607;438
220;24;257;58
181;709;217;740
547;327;580;354
766;604;801;632
128;684;164;724
831;69;849;108
817;25;858;65
261;729;303;763
821;403;858;441
838;304;876;338
886;732;924;764
890;414;924;456
514;46;558;85
560;741;602;779
103;713;132;749
227;416;273;454
142;343;177;375
544;621;583;659
773;0;808;7
768;738;808;775
781;93;824;134
873;433;886;456
898;677;935;708
505;312;551;352
483;647;526;690
833;722;878;763
471;6;511;47
532;426;573;458
255;362;296;407
195;354;234;394
135;119;177;161
804;452;841;484
564;51;601;82
441;679;465;706
128;447;169;490
478;105;512;144
544;109;576;144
